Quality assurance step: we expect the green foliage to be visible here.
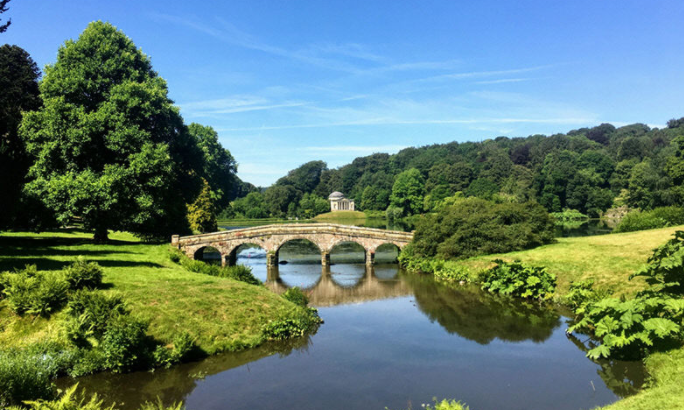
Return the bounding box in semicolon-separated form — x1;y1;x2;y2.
100;315;151;373
1;265;68;316
425;399;469;410
187;123;238;208
629;230;684;294
0;44;45;231
64;290;128;347
261;318;314;340
15;384;114;410
230;192;268;219
20;21;203;241
551;209;588;222
568;231;684;359
614;206;684;233
8;384;185;410
186;179;217;233
171;249;261;286
62;258;103;290
152;332;198;369
283;287;309;307
298;193;329;218
411;197;555;260
564;280;612;310
569;296;684;360
390;168;426;216
214;265;260;286
0;350;57;407
480;260;557;300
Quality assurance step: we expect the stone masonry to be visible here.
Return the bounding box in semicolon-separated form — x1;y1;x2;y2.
172;223;413;267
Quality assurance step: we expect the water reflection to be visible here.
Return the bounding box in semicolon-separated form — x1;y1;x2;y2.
404;273;561;344
265;264;411;307
57;335;315;410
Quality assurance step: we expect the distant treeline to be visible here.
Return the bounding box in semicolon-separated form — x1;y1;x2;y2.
228;119;684;219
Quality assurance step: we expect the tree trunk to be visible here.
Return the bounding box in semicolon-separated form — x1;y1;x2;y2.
93;225;109;243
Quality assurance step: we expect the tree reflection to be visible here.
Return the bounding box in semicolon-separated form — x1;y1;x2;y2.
56;333;316;410
404;272;561;344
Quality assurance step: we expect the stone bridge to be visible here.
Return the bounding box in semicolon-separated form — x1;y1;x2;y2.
172;223;413;267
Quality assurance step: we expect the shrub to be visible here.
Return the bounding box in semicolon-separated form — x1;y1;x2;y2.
614;206;684;233
411;198;555;260
215;265;261;286
551;209;588;222
569;296;684;360
283;287;309;307
14;384;113;410
153;332;199;368
481;260;556;300
629;230;684;295
0;349;58;407
64;290;128;346
425;399;469;410
63;258;103;290
262;319;311;340
434;264;473;283
2;266;69;316
563;280;612;310
100;315;151;373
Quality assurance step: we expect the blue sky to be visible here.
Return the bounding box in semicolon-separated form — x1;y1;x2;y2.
4;0;684;186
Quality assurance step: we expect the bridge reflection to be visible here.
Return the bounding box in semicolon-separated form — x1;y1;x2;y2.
262;264;412;307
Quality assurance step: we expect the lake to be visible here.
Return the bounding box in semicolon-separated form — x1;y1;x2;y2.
60;241;644;410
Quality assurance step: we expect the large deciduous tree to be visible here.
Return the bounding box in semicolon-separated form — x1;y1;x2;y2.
0;45;42;229
20;21;199;241
390;168;425;216
188;123;238;208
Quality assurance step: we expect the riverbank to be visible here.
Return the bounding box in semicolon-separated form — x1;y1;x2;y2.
455;225;684;297
448;225;684;410
0;230;315;354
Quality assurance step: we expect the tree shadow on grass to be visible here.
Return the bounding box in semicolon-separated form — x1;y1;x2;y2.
0;258;163;273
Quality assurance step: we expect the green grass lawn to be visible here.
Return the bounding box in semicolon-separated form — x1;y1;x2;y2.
456;225;684;298
313;210;366;220
0;230;310;354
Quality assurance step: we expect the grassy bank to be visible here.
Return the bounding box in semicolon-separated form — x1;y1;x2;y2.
313;210;366;220
445;226;684;410
0;230;314;354
455;225;684;298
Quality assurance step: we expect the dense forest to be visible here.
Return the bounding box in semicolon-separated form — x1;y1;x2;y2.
229;119;684;220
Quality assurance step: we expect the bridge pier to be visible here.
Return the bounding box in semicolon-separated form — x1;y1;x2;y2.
267;251;279;267
267;265;280;282
225;250;237;267
365;249;375;266
321;251;330;267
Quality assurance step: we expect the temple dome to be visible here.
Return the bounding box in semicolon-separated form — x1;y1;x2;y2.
328;191;345;199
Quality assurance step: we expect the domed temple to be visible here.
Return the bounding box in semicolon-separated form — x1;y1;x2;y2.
328;191;355;211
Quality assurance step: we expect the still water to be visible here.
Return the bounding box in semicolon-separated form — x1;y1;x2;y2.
63;242;643;410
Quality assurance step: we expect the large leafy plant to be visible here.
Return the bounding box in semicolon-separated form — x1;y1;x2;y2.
481;260;556;300
568;230;684;359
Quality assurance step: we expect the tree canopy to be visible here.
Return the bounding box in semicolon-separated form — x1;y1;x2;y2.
20;21;202;240
0;45;43;229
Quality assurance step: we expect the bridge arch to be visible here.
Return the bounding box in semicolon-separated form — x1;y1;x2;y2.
329;240;367;264
194;246;223;265
373;243;401;263
275;238;322;265
226;242;267;267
